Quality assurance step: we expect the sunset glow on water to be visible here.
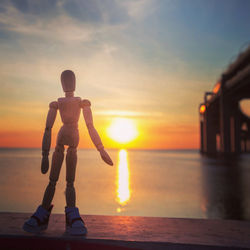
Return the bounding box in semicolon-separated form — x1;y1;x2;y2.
116;149;130;212
0;148;250;220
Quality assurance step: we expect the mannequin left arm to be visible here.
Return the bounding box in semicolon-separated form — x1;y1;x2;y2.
82;100;113;166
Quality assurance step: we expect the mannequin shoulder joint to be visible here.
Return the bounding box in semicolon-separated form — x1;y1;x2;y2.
81;99;91;108
49;101;58;110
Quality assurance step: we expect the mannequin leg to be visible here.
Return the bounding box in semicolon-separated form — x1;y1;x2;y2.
42;144;64;210
65;146;77;207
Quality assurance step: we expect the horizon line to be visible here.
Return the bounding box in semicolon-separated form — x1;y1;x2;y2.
0;146;199;151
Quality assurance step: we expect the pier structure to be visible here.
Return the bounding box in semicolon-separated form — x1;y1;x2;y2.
199;46;250;154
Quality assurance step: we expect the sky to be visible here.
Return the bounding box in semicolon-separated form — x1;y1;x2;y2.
0;0;250;149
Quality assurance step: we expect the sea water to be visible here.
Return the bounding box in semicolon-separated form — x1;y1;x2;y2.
0;148;249;220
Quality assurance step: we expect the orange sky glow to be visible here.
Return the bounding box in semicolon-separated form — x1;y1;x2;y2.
0;109;199;149
1;1;249;150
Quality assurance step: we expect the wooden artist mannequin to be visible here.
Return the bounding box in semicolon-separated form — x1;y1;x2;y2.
23;70;113;236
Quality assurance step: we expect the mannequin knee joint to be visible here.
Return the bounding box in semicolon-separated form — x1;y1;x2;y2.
67;147;77;155
55;145;64;154
48;180;57;187
67;181;74;188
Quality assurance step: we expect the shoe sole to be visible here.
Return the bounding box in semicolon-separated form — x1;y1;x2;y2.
23;222;48;234
66;226;87;236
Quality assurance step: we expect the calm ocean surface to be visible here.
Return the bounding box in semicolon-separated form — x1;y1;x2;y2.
0;148;249;220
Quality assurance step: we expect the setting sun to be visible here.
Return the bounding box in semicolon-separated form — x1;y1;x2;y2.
107;118;138;143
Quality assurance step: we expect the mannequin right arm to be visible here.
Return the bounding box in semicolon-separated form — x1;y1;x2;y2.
41;101;58;174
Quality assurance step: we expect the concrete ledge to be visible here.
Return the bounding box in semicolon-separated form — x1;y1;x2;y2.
0;212;250;249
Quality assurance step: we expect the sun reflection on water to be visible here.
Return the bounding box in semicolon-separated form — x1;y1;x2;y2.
116;149;130;212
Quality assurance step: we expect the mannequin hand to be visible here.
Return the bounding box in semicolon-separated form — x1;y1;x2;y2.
41;154;49;174
99;148;113;166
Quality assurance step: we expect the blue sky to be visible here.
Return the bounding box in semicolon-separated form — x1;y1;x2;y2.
0;0;250;148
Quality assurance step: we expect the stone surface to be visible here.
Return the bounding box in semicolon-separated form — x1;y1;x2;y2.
0;212;250;249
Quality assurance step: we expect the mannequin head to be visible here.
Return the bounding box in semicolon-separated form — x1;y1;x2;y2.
61;70;76;93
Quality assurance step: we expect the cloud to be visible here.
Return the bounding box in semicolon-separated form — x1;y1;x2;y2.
0;0;157;44
119;0;156;20
0;2;97;43
62;0;130;24
10;0;59;15
95;110;164;118
0;0;218;126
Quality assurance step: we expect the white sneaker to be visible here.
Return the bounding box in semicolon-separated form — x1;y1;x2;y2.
23;205;53;233
65;207;87;236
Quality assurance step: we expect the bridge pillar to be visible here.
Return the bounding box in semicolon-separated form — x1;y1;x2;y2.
199;104;205;153
230;105;241;153
219;76;231;153
203;107;217;154
200;120;204;152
